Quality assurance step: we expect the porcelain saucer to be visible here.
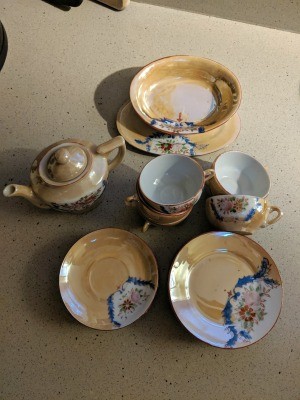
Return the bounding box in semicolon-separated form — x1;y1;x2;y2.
116;101;240;157
59;228;158;330
169;232;282;348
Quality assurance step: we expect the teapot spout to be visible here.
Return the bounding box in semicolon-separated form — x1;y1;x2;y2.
3;184;50;209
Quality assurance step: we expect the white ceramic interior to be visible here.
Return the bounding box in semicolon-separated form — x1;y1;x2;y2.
139;154;204;205
215;152;270;197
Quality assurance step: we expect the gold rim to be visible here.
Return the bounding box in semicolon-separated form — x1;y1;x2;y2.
138;154;205;208
130;55;242;134
168;231;283;349
59;228;159;330
212;151;271;198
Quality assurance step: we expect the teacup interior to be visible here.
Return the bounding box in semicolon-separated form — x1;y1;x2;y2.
215;152;270;197
139;155;203;205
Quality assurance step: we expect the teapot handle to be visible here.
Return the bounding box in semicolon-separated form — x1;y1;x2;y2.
96;136;126;172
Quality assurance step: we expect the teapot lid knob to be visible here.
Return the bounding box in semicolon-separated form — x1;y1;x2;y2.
55;148;70;165
46;145;88;182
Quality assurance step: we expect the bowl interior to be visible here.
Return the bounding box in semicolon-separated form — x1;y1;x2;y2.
130;56;241;131
215;152;270;197
139;155;203;205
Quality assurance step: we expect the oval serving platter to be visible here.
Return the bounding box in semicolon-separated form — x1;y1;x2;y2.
130;55;241;135
59;228;158;330
169;232;282;348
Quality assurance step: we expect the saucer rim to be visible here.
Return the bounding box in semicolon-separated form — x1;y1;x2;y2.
168;231;283;349
116;100;241;157
59;228;159;330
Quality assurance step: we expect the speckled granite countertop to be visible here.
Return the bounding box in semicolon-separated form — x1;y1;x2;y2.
0;1;299;399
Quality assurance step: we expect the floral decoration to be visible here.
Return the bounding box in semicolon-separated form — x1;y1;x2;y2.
222;257;280;348
135;133;208;156
210;196;260;222
217;196;248;213
159;202;192;214
50;181;107;212
46;153;56;179
31;160;38;174
159;191;200;214
118;288;150;315
107;277;155;328
150;114;205;134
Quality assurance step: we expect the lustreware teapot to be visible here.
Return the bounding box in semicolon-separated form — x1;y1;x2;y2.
3;136;126;213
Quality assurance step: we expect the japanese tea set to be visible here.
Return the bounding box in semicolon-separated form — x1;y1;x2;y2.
3;55;283;348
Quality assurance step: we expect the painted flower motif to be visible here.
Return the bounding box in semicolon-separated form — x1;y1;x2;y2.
130;288;141;303
233;285;269;331
154;114;195;127
244;289;261;310
119;297;136;313
210;196;257;223
50;181;107;212
222;257;280;347
149;117;203;134
239;305;256;322
135;133;208;156
107;277;155;328
30;160;38;173
223;200;234;212
160;143;173;152
149;113;207;134
217;196;248;214
118;288;149;317
160;202;192;214
234;198;245;212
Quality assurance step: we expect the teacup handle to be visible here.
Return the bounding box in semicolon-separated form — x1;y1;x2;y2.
125;194;138;207
262;205;283;227
97;136;126;172
203;169;215;182
142;221;151;233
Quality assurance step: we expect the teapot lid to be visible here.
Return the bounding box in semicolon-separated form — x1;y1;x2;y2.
39;143;91;185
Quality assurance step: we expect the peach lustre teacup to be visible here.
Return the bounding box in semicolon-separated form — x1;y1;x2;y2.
137;154;214;214
206;195;282;235
207;151;270;198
